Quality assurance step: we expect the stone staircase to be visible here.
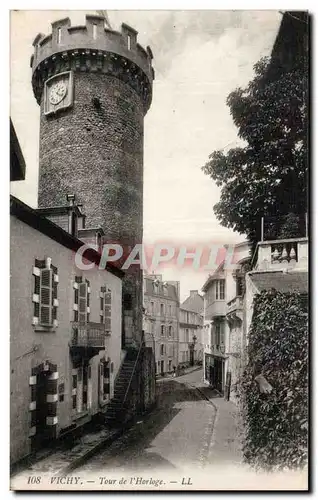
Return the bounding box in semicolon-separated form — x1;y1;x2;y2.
103;349;138;426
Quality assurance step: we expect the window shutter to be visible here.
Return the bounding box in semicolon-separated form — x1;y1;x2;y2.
103;362;110;398
98;363;104;404
78;283;87;323
104;289;112;332
52;272;58;321
40;268;53;326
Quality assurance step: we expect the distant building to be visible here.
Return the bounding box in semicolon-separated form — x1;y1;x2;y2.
179;291;204;367
143;274;179;376
202;242;251;399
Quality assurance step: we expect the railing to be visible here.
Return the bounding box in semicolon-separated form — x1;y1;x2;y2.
256;237;308;271
122;332;145;407
71;322;107;348
210;344;225;355
227;296;243;314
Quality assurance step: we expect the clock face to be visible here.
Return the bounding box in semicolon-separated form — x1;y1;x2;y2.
49;81;67;105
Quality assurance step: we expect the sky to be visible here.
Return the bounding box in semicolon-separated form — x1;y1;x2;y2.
10;9;282;301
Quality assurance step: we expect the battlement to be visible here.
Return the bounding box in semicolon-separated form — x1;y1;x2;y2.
32;15;154;80
31;15;154;112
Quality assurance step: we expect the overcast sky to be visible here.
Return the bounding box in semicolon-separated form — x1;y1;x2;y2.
10;10;282;301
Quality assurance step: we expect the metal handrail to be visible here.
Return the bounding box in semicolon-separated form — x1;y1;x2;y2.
122;332;145;407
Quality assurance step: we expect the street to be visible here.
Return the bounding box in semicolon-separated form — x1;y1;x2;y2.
74;368;217;474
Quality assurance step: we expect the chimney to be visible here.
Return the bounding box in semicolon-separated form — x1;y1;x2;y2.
190;290;198;296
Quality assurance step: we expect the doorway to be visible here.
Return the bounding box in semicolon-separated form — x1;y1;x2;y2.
214;358;224;394
30;361;58;451
160;360;164;376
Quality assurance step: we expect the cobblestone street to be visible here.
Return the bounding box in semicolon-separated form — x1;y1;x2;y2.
74;368;216;474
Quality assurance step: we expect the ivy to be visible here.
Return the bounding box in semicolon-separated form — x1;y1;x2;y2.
239;290;308;471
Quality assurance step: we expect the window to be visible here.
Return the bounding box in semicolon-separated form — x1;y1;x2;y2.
127;34;131;50
33;258;58;328
160;303;164;316
215;280;225;300
160;344;164;356
93;24;97;40
99;360;112;405
169;304;172;316
150;301;154;315
215;322;225;346
168;326;172;337
236;276;244;297
57;27;61;44
58;383;65;402
161;325;165;336
186;328;189;342
100;287;112;331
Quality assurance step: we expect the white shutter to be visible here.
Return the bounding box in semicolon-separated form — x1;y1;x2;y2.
104;289;112;332
40;268;53;326
78;283;87;323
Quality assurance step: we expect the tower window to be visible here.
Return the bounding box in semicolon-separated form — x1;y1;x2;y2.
93;24;97;40
57;28;62;44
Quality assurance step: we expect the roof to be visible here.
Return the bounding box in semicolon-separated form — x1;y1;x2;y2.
202;261;225;292
181;292;204;314
10;195;124;279
250;271;308;294
144;277;179;302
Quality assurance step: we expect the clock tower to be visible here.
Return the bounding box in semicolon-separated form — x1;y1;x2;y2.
31;15;154;345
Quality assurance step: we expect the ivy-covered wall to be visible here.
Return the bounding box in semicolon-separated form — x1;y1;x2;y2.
240;289;308;471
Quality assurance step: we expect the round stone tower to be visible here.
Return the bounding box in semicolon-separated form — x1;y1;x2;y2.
31;15;154;345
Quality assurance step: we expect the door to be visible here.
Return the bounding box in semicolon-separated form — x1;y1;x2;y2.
190;348;194;366
35;371;50;448
215;359;224;394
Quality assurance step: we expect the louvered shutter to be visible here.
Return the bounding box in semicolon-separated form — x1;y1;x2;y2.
40;268;53;325
104;290;112;332
103;362;110;399
78;283;87;323
52;272;58;321
98;363;104;405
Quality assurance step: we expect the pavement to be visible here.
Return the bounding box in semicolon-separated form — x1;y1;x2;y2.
11;367;243;489
176;368;243;467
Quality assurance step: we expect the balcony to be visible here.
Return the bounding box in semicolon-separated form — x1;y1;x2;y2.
255;237;308;272
70;322;109;360
226;296;243;322
204;300;226;321
210;344;226;357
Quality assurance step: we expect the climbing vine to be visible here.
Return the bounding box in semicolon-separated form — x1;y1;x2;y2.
240;290;308;471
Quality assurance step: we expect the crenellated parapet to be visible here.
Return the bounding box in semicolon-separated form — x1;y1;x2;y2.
31;15;154;113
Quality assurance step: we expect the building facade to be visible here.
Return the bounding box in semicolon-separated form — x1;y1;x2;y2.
202;242;250;400
179;291;204;368
10;196;124;465
31;14;155;347
143;274;179;376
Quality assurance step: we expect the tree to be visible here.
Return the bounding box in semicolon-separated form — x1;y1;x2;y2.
202;55;308;244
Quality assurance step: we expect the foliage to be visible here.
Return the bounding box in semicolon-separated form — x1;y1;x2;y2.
202;55;308;244
240;290;308;471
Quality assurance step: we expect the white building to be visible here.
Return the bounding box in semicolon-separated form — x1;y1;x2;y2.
202;242;251;400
